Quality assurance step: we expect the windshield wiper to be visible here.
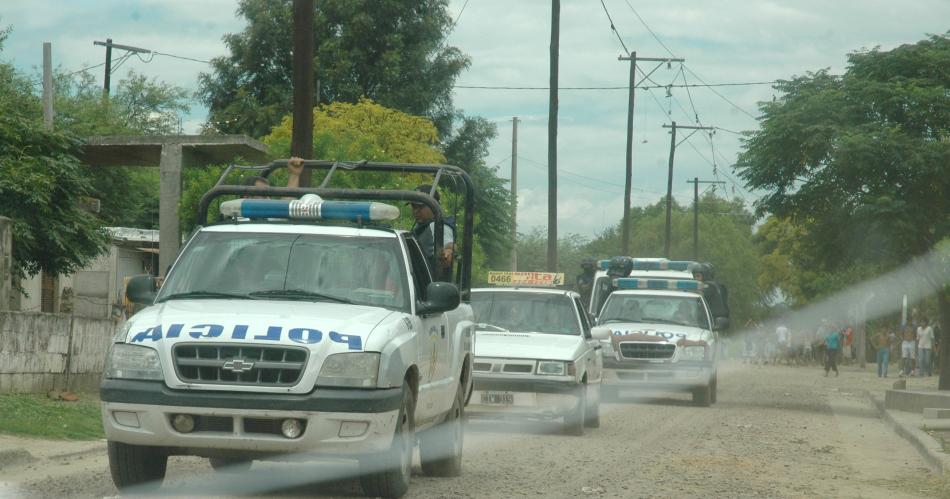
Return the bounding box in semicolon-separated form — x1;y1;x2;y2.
600;318;638;324
248;289;352;304
158;290;251;302
476;323;510;332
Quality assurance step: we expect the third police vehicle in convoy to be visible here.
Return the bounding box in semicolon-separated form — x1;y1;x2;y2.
592;257;728;407
467;271;607;435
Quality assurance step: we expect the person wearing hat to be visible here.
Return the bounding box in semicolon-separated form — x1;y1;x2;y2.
575;257;596;307
410;185;454;279
689;262;730;321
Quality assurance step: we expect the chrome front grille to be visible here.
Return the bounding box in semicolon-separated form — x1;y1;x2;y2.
173;344;308;386
618;342;675;360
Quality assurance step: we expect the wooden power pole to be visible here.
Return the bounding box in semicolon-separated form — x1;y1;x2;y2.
292;0;315;185
686;177;724;260
547;0;559;272
662;122;713;258
42;43;53;129
511;116;519;271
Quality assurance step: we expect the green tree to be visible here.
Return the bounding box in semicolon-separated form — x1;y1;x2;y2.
0;33;108;281
197;0;469;138
735;33;950;387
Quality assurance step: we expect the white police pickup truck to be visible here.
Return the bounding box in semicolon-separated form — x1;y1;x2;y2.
101;161;476;498
596;276;725;407
466;273;607;435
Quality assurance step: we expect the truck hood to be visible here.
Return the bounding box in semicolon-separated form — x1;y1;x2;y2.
124;299;396;351
474;331;585;361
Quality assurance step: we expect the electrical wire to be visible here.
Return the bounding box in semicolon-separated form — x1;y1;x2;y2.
599;0;630;54
622;0;678;58
453;81;776;91
149;51;211;64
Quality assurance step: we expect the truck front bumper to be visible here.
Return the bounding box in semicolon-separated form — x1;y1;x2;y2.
100;379;401;456
468;377;582;420
601;359;714;393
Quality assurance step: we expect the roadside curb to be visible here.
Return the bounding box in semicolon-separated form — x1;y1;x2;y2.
867;392;950;475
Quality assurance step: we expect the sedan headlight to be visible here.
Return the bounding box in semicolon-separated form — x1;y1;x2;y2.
104;344;163;380
679;345;708;361
537;361;575;376
316;353;380;388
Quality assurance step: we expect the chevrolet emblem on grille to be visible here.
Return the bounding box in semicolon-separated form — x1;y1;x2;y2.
222;359;255;373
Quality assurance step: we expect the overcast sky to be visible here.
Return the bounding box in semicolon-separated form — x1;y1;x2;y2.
3;0;948;237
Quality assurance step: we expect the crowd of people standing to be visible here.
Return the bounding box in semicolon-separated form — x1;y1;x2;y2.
732;316;939;379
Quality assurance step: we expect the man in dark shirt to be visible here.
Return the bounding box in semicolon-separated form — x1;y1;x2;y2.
575;258;596;307
410;185;454;280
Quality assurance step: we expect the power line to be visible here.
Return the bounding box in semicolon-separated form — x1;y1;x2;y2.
683;65;757;119
599;0;630;54
453;81;776;91
150;51;211;64
517;155;664;195
622;0;677;58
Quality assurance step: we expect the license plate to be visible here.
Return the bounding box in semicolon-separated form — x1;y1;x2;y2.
480;391;514;405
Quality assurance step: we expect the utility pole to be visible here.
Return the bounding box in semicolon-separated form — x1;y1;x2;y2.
617;54;683;255
662;122;713;258
511;117;519;271
93;39;149;97
42;42;53;129
547;0;559;272
686;177;724;260
292;0;315;185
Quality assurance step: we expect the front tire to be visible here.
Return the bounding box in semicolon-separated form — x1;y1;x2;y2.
584;383;601;428
563;384;587;436
360;382;414;498
107;441;168;491
420;381;464;476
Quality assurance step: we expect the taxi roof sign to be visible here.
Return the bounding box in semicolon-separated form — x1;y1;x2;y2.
488;271;565;287
613;277;702;291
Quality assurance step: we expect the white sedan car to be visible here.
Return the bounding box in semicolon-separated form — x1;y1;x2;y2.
468;287;606;435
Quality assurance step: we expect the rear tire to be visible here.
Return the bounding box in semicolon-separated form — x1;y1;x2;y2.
420;382;464;476
584;383;601;428
692;383;712;407
360;382;414;498
107;441;167;491
563;384;587;436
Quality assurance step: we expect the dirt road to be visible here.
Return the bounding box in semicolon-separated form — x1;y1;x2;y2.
1;363;947;498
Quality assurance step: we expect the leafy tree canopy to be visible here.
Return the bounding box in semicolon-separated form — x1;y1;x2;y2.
736;33;950;267
197;0;469;138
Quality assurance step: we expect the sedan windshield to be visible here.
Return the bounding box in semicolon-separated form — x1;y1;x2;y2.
158;231;409;311
599;294;710;329
471;291;580;335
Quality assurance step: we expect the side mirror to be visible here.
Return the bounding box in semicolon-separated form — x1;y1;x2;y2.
714;316;730;331
590;326;611;340
417;282;461;315
126;275;158;305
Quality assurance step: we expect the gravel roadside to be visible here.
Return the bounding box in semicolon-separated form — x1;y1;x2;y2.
1;361;947;498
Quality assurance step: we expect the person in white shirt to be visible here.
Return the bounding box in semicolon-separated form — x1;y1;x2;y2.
917;318;935;377
775;325;790;364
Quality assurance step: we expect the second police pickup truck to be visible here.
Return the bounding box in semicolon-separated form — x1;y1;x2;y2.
591;257;729;407
100;161;477;498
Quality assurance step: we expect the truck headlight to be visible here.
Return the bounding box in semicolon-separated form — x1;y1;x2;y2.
537;361;574;376
104;344;163;380
680;345;707;361
316;353;380;388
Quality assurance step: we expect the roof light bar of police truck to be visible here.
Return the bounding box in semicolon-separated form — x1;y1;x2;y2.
613;278;702;291
219;198;400;222
629;259;695;271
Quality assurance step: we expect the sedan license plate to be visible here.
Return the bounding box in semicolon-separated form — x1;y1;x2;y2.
480;391;514;406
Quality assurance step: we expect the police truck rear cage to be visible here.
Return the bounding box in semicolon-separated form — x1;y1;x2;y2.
196;159;475;292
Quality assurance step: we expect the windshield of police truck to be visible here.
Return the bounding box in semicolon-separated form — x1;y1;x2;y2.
157;232;410;311
599;294;710;329
471;291;580;335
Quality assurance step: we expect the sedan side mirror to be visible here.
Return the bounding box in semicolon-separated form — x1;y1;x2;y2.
590;326;612;340
126;275;158;305
417;282;461;315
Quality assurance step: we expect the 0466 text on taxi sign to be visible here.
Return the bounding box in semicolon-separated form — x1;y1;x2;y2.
487;271;565;287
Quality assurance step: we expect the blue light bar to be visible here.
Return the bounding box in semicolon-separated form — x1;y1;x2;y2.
220;198;399;222
598;259;610;270
629;259;696;271
613;278;702;290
